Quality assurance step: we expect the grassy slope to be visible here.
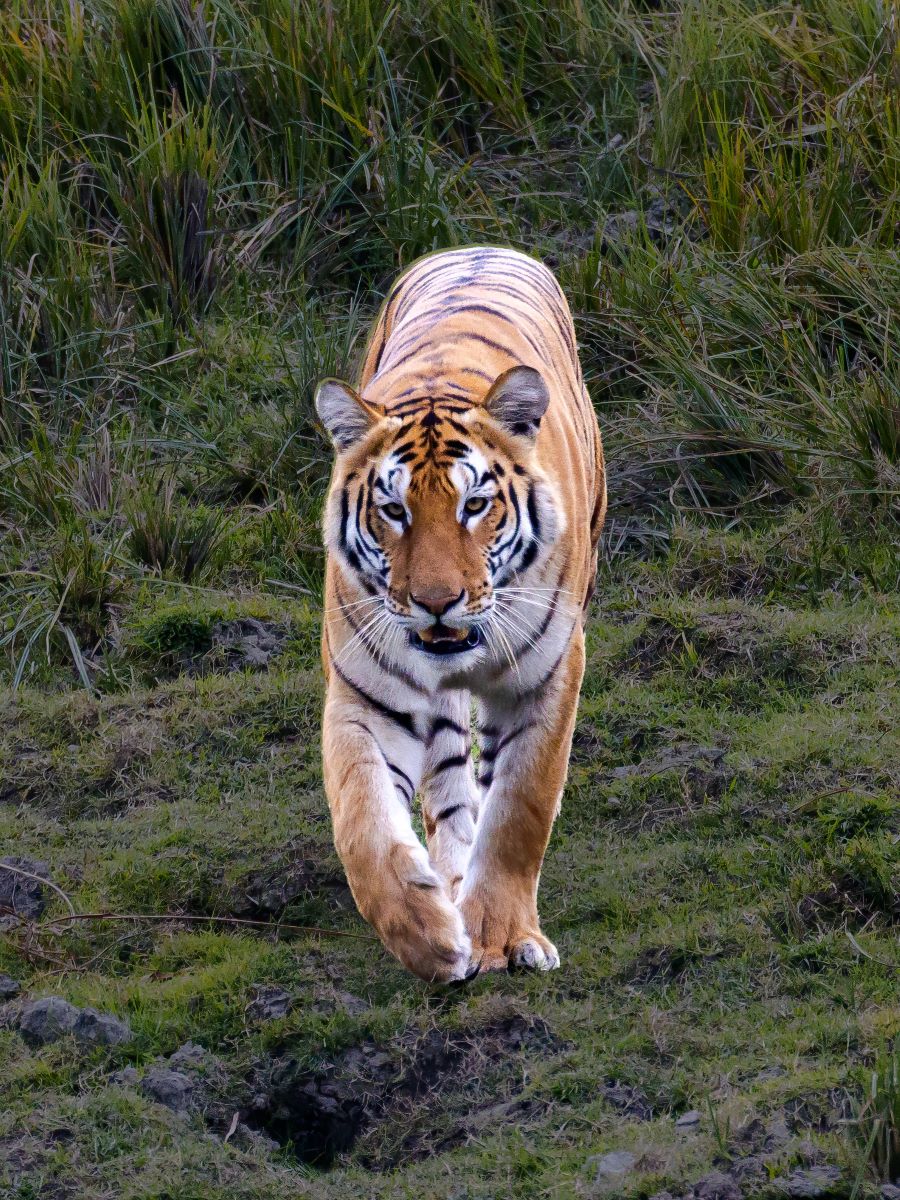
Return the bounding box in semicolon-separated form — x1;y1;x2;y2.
1;0;898;1196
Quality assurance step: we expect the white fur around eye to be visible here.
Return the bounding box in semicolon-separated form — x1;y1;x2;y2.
450;450;495;525
376;460;411;524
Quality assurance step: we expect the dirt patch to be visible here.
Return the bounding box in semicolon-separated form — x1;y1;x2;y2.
134;614;287;679
202;618;287;674
243;1013;565;1170
621;944;727;988
598;1080;654;1121
600;193;695;251
782;1088;856;1134
227;851;350;920
792;846;899;934
605;743;732;826
623;613;824;690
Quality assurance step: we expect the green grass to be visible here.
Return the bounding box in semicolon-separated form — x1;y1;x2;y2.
0;0;898;1196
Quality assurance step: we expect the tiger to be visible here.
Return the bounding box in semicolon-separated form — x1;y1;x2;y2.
315;245;606;982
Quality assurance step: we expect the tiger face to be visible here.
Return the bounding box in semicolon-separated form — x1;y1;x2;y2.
316;366;562;662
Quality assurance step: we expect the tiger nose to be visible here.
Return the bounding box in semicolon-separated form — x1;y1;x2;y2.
409;587;465;617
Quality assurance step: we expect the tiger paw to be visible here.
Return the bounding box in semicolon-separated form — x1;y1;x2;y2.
509;932;560;971
368;844;473;983
458;887;560;974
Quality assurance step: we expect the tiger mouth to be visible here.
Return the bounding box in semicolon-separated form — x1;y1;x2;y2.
411;625;481;656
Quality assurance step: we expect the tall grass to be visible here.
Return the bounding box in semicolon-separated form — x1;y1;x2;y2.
1;0;898;686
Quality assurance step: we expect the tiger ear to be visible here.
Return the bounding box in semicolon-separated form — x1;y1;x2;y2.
483;366;549;440
315;379;380;450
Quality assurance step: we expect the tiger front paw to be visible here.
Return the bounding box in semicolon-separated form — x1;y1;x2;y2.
364;843;475;983
458;885;560;974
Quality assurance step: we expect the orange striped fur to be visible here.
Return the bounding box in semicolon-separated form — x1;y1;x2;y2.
315;246;605;980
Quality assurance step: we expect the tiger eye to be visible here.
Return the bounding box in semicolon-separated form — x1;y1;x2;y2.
464;497;489;515
382;502;406;521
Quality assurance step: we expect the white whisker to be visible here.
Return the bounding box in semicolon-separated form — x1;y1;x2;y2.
323;595;385;615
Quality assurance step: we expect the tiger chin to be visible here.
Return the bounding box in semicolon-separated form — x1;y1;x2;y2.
315;246;606;982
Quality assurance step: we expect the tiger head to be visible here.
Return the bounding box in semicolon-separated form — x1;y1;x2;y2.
316;367;564;663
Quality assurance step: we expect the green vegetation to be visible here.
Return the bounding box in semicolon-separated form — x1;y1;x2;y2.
0;0;897;1196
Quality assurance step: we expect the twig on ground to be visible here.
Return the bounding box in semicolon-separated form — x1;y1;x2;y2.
40;910;377;941
0;861;76;916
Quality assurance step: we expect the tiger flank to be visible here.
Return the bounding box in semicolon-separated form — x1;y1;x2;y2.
315;246;606;982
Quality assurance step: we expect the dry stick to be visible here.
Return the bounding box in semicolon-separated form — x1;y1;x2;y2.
0;861;76;916
41;910;377;942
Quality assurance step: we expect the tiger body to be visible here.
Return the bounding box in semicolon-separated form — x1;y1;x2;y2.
316;246;605;981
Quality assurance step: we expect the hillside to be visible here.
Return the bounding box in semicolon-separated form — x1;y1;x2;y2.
1;2;898;1197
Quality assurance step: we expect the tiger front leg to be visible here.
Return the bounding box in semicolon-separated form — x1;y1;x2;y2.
420;696;480;902
322;688;472;983
459;632;585;972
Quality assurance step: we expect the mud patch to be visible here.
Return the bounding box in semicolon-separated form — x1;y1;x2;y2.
243;1013;565;1170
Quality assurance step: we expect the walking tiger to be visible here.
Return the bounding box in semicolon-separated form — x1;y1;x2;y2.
315;246;606;981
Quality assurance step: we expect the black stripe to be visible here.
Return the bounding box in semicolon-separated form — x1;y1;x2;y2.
454;330;520;359
518;538;539;573
526;484;541;538
432;754;468;774
429;716;469;740
371;329;386;373
381;343;430;374
519;633;575;700
446;303;551;366
329;654;418;736
475;279;576;358
436;804;464;821
480;723;532;764
344;718;372;738
387;761;415;792
478;770;493;789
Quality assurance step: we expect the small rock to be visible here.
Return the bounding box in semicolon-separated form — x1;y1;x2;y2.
755;1065;787;1082
228;1122;280;1153
73;1007;131;1047
880;1186;900;1200
140;1067;195;1112
765;1114;791;1148
334;990;370;1016
773;1167;843;1197
0;973;21;999
0;856;50;920
676;1109;702;1129
110;1066;141;1087
649;1193;676;1200
247;985;291;1022
168;1041;209;1071
18;996;80;1045
693;1170;742;1200
210;619;285;673
731;1156;767;1185
588;1150;638;1180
